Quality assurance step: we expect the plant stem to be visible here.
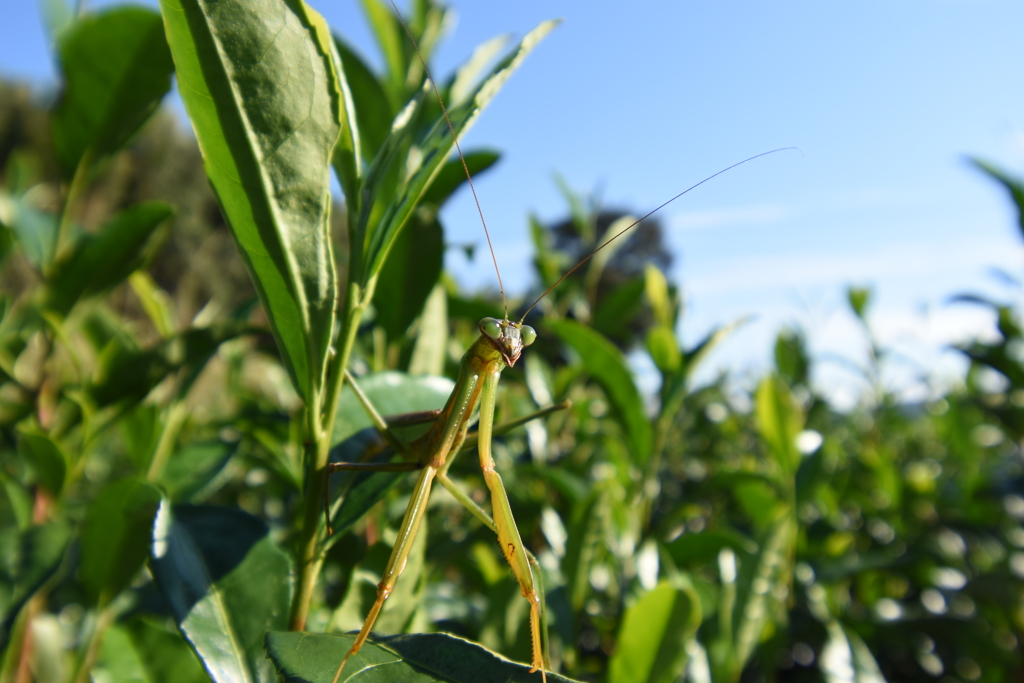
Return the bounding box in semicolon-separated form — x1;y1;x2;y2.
288;282;366;631
71;601;116;683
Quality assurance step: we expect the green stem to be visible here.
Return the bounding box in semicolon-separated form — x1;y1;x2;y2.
146;400;188;482
71;599;116;683
288;281;367;631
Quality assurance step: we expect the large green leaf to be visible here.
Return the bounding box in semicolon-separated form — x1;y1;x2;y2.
547;319;652;462
150;503;292;683
159;0;342;401
608;581;701;683
46;202;173;315
0;522;73;651
80;479;162;605
265;631;581;683
52;6;174;177
972;158;1024;238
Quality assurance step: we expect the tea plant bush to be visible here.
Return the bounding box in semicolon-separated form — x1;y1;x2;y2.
0;1;1021;682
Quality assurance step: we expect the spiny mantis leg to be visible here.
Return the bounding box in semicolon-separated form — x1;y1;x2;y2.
476;368;546;680
328;370;561;680
330;369;481;683
434;471;552;672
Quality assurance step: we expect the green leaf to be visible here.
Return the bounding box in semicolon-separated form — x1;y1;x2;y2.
592;278;646;345
372;215;443;340
608;581;701;683
644;264;673;327
360;20;558;290
755;375;804;477
820;620;887;683
972;157;1024;240
665;530;757;569
160;442;238;503
847;286;871;320
150;503;292;683
682;317;749;381
334;35;394;157
332;371;454;446
46;202;173;315
419;150;501;207
408;283;448;376
4;195;58;268
89;323;247;407
52;6;174;177
80;479;162;604
265;631;581;683
547;319;652;463
123;616;211;683
0;522;73;651
160;0;342;401
774;327;809;386
17;432;67;496
646;324;680;374
328;372;453;536
732;515;796;668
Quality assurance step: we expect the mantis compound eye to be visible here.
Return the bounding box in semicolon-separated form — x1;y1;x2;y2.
520;325;536;347
480;317;502;340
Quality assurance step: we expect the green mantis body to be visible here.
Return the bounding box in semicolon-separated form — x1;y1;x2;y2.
329;317;550;683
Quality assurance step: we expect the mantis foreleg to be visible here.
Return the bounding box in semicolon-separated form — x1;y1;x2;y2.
476;369;546;681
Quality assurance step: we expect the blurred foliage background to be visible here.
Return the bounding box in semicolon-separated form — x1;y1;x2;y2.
1;1;1023;683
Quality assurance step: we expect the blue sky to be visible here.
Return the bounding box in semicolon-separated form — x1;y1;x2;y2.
4;1;1024;405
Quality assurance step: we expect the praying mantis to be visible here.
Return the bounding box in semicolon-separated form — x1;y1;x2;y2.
323;5;793;683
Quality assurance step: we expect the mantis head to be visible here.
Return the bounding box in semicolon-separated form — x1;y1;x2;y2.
479;317;536;367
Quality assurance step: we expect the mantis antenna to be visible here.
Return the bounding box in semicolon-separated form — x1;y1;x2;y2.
518;146;800;322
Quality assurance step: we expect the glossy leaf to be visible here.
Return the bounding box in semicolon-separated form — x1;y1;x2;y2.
52;6;174;177
159;0;342;401
0;522;73;651
46;202;173;315
80;479;162;604
548;319;652;462
608;581;701;683
150;503;291;683
265;631;581;683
